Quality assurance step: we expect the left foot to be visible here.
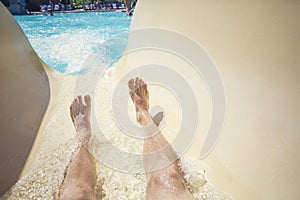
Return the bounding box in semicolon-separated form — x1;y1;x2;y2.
70;95;92;146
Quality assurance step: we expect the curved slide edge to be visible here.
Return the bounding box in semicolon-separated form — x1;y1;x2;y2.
0;2;50;195
119;0;300;199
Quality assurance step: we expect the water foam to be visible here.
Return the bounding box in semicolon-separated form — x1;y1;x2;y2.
14;12;131;74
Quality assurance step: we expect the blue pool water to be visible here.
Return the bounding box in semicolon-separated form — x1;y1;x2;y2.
14;12;131;73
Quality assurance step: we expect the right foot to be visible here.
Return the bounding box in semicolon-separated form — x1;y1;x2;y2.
70;95;92;146
128;78;152;126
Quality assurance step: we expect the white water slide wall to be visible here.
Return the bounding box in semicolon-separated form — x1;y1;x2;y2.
126;0;300;199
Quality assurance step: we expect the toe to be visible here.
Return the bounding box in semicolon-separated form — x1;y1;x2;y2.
74;98;79;116
84;95;91;105
140;79;145;90
134;77;139;90
78;95;84;114
70;98;78;118
78;95;83;104
139;79;147;96
128;78;134;90
84;95;91;117
135;77;142;96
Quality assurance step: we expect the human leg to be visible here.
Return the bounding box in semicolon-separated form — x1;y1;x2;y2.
59;96;96;200
128;78;196;200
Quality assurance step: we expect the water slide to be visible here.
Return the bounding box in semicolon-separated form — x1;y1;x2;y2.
0;0;299;199
0;2;50;194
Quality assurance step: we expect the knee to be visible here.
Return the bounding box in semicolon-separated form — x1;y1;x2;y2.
147;167;186;191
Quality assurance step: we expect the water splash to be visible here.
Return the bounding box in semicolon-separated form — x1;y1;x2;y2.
14;12;131;74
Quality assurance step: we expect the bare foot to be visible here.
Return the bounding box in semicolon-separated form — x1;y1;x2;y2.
128;77;152;126
70;95;92;147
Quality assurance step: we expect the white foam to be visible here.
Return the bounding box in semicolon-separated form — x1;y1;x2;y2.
27;30;105;74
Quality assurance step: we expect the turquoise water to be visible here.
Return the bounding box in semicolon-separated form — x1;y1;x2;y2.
14;12;131;73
